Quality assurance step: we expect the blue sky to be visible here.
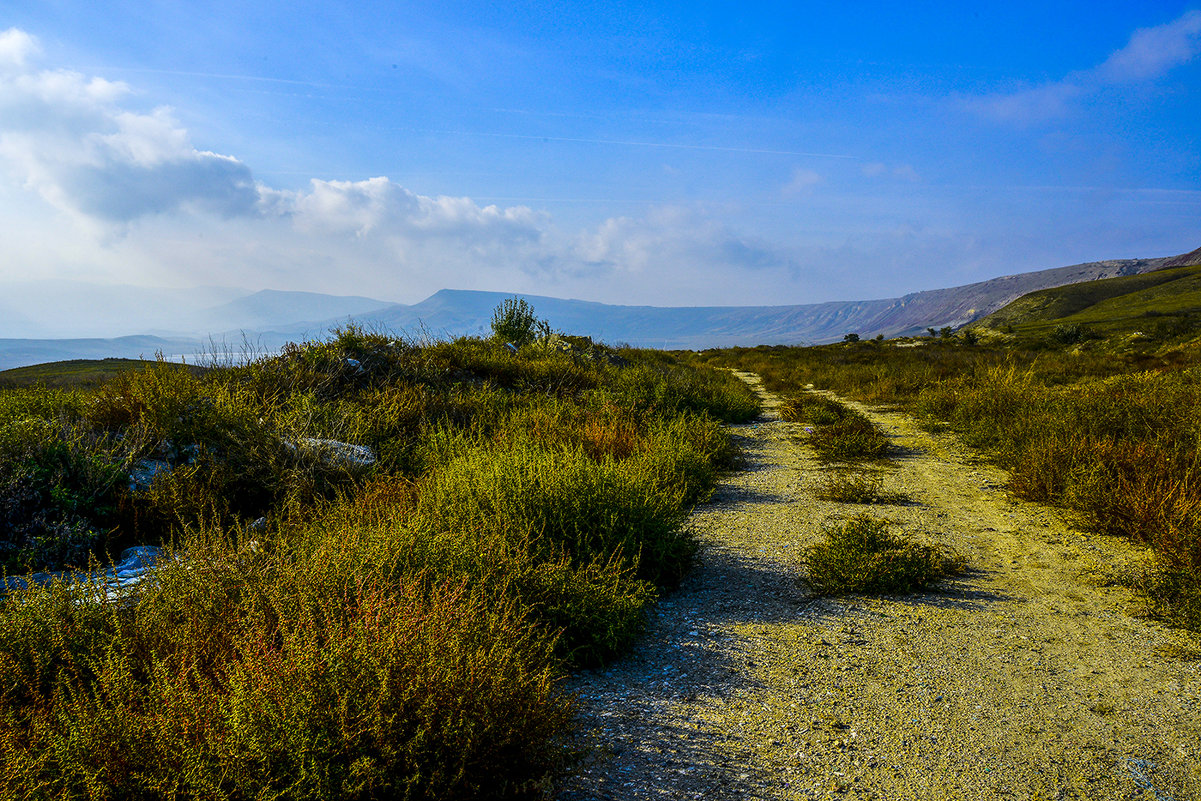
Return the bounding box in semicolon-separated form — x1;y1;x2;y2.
1;1;1198;313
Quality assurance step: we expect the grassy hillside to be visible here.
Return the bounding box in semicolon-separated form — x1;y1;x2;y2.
0;321;759;799
0;357;203;388
975;262;1201;341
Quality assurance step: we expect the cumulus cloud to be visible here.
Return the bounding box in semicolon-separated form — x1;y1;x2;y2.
0;29;257;221
0;27;799;306
0;28;39;68
965;10;1201;124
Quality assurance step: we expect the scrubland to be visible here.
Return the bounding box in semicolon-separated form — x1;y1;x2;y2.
0;326;757;799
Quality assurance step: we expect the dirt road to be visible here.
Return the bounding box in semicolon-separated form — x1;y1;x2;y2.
558;372;1201;800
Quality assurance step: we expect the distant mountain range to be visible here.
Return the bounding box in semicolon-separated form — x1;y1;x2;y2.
2;245;1198;370
291;245;1200;349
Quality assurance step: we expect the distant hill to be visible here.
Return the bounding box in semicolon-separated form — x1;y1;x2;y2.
0;335;205;372
203;289;394;332
1159;245;1201;269
328;246;1200;348
973;263;1201;340
1;244;1197;368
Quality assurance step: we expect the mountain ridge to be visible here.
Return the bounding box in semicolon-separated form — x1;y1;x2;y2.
326;249;1193;348
1;245;1197;369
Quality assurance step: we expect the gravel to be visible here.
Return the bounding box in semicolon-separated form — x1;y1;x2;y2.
556;372;1201;801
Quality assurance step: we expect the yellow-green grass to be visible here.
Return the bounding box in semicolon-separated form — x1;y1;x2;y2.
0;358;203;389
975;263;1201;342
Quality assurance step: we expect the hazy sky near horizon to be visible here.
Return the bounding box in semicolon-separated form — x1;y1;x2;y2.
1;2;1199;309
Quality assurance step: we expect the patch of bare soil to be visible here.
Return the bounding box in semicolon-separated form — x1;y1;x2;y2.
557;371;1201;800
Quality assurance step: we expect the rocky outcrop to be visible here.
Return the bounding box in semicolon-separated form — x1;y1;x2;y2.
2;545;166;602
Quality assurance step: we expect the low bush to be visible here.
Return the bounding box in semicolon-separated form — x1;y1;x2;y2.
0;560;574;800
807;411;892;462
802;514;958;595
0;417;127;572
779;394;847;425
413;442;695;589
815;470;910;505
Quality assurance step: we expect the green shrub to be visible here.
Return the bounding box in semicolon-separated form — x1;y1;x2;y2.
603;362;759;423
815;470;910;505
779;394;847;425
294;507;656;669
0;562;574;800
0;417;127;572
807;412;891;462
490;298;550;348
802;514;958;595
413;442;695;589
1146;566;1201;631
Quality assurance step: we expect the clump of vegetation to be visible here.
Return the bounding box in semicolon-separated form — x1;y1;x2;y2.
0;557;575;800
779;394;848;425
815;470;910;505
779;393;890;461
491;296;551;347
807;412;892;462
0;303;761;797
802;514;958;595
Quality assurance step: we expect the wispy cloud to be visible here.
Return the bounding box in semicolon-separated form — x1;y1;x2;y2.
1096;10;1201;83
964;10;1201;124
401;127;858;159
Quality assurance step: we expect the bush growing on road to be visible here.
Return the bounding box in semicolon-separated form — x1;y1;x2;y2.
815;470;910;505
808;412;892;462
802;514;958;595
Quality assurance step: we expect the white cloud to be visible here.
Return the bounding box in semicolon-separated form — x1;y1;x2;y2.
0;31;256;222
1096;10;1201;84
0;28;800;308
0;28;39;69
965;10;1201;124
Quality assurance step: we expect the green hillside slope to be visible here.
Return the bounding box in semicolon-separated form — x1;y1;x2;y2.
975;263;1201;340
0;358;202;388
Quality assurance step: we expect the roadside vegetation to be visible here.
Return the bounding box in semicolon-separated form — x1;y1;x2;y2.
0;303;758;799
694;325;1201;630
